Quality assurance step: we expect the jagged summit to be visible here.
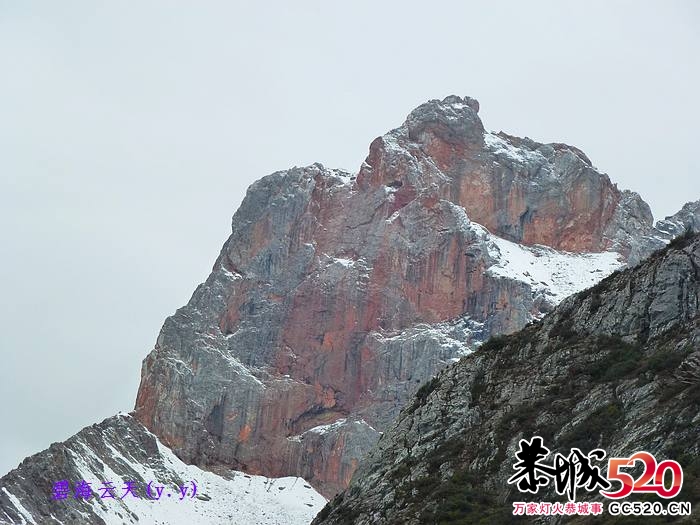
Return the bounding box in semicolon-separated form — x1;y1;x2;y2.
656;200;700;237
2;97;698;524
0;414;325;525
404;95;485;146
133;96;692;497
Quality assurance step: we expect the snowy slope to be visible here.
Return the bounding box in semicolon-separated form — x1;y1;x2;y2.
485;234;624;306
67;433;326;525
447;201;626;312
0;414;326;525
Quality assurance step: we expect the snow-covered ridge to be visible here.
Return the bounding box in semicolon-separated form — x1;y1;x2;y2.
443;200;625;310
483;132;547;165
106;441;326;525
1;487;34;524
326;169;355;188
486;235;624;306
0;414;326;525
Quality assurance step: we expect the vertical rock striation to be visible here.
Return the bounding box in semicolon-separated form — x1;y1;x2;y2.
314;233;700;525
133;96;697;496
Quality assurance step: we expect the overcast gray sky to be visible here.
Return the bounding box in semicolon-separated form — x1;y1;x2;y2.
1;1;699;476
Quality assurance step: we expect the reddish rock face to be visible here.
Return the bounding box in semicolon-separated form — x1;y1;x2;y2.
134;96;659;497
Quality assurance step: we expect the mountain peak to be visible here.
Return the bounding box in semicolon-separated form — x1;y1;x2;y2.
405;95;484;146
3;97;697;524
132;96;682;497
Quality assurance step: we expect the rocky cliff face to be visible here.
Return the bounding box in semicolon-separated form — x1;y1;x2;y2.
314;232;700;524
3;96;699;524
131;96;698;497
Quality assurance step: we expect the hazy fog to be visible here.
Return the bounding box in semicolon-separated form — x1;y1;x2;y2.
1;1;698;475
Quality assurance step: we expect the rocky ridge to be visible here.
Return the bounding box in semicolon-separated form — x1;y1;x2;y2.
314;232;700;524
133;96;699;496
2;96;699;524
0;414;325;525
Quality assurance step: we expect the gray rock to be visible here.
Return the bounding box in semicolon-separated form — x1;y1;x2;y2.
314;234;700;524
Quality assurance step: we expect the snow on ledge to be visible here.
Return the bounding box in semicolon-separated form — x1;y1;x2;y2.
483;132;546;165
445;200;625;308
305;419;348;435
287;418;378;443
486;235;624;305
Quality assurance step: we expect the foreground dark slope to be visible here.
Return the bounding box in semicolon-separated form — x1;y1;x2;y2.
314;233;700;524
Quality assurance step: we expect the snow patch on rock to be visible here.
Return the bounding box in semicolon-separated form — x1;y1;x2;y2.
483;132;546;165
48;416;326;525
486;235;624;306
